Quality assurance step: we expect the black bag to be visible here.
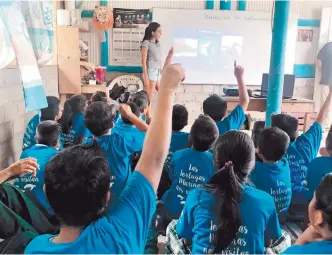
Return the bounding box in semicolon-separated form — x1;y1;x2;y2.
109;83;126;100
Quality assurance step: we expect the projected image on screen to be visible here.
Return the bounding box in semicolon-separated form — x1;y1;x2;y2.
173;38;198;57
221;36;244;68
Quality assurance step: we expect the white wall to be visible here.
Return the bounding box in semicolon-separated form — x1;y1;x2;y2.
0;65;58;168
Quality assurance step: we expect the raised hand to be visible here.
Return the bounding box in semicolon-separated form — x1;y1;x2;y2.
6;158;39;177
160;63;186;93
234;61;244;80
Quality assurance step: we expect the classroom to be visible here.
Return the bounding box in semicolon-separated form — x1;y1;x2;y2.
1;0;332;254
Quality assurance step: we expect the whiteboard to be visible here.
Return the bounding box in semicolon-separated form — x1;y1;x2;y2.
153;8;298;85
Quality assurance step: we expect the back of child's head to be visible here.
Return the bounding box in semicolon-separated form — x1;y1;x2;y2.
40;96;61;121
122;102;141;125
91;91;107;103
258;127;290;162
252;121;265;148
203;94;227;122
58;94;87;134
190;115;218;152
172;104;188;132
207;130;255;253
45;142;110;227
118;91;131;104
271;114;299;141
326;125;332;156
85;102;116;137
131;91;150;113
36;120;59;147
311;173;332;232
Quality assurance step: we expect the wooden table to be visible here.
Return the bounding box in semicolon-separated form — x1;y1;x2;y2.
225;97;315;131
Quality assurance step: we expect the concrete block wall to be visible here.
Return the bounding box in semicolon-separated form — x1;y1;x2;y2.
0;65;58;168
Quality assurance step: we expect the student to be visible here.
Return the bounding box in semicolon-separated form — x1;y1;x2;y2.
24;61;186;254
84;102;147;196
283;174;332;254
170;104;189;152
203;62;249;135
305;125;332;201
131;90;150;117
161;115;218;218
15;121;60;216
252;120;265;162
250;127;292;216
272;87;332;212
177;131;281;254
90;91;108;103
59;94;92;147
22;96;62;150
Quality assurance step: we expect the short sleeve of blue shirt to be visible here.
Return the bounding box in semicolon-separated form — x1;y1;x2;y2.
295;122;322;162
111;171;156;250
217;105;246;135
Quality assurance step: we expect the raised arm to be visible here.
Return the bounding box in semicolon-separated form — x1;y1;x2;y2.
315;86;332;126
0;158;38;184
136;59;185;190
119;104;149;132
234;61;249;111
162;47;174;72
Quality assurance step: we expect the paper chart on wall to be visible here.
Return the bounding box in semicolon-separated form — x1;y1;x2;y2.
112;8;151;65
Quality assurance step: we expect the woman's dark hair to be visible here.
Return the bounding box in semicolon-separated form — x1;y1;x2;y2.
314;173;332;232
207;130;255;252
58;94;87;134
142;22;160;42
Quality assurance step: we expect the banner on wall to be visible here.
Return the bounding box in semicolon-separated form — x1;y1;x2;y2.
0;2;47;112
112;8;151;65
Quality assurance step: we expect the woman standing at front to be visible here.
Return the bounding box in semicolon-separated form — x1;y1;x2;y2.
141;22;173;116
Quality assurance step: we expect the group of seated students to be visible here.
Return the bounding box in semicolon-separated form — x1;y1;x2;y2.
0;50;332;254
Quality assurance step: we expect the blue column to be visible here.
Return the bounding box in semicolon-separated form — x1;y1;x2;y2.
238;0;246;11
206;0;214;9
100;0;109;67
220;0;231;10
265;0;290;127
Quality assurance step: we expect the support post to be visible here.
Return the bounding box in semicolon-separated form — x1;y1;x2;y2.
206;0;214;9
265;0;290;126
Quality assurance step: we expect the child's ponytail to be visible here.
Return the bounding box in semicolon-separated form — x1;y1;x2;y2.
207;161;243;252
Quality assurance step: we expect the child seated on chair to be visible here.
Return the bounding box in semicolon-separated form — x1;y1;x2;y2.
131;90;150;123
271;86;332;218
16;121;60;217
23;96;62;150
250;127;292;218
58;94;92;147
202;62;249;136
170;105;189;152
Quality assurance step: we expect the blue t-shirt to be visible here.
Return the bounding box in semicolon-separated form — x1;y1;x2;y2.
24;171;156;254
250;158;292;215
177;186;281;254
286;122;322;204
61;113;92;147
15;145;58;214
85;127;145;196
22;114;40;150
216;105;246;135
169;131;190;153
283;240;332;254
23;114;63;151
161;148;215;218
305;156;332;200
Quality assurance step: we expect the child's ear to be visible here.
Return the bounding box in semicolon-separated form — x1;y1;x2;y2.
320;147;329;156
43;184;46;194
110;121;114;129
106;191;111;203
256;147;259;154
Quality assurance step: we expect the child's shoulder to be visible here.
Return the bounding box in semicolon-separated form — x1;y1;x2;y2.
243;185;275;207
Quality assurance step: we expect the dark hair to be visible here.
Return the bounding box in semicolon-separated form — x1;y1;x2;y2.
118;91;131;104
36;120;60;147
252;121;265;148
203;95;227;122
91;91;107;103
142;22;161;42
271;114;299;141
258;127;290;162
314;173;332;232
122;102;141;125
58;94;87;134
85;102;116;137
327;125;332;155
131;91;150;112
190;115;218;152
172;105;188;131
207;131;255;252
44;142;110;227
40;96;61;121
